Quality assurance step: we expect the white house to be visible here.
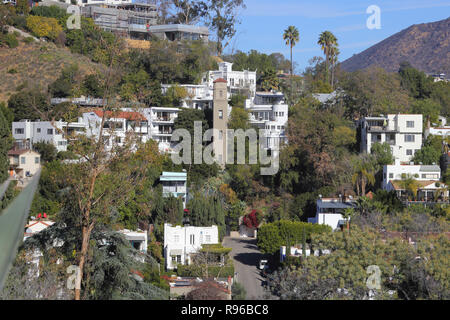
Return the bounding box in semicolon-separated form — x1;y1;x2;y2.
12;119;86;152
205;62;257;97
119;229;148;253
161;62;257;111
81;110;149;150
382;160;441;190
386;180;448;202
24;219;55;241
245;91;288;154
143;107;180;153
310;197;355;230
163;223;219;270
360;114;423;163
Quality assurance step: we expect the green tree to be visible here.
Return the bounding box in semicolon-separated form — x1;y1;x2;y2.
8;90;51;121
0;110;13;182
411;99;441;125
370;142;394;167
32;142;58;163
207;0;246;56
351;156;376;196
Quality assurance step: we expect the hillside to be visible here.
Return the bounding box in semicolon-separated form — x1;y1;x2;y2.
0;39;107;102
340;17;450;75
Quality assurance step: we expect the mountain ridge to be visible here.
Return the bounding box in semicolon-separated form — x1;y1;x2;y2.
340;17;450;75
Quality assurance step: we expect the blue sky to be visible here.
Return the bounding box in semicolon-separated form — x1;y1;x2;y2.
226;0;450;73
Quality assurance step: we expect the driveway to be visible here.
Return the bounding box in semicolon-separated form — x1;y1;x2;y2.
223;237;268;300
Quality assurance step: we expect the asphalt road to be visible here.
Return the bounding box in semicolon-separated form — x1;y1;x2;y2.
223;237;268;300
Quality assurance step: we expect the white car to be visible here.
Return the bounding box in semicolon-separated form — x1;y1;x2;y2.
258;259;268;270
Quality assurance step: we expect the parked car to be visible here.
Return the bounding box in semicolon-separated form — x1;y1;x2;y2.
259;259;269;276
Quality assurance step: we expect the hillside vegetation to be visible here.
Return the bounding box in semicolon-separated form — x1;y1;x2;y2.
0;39;106;102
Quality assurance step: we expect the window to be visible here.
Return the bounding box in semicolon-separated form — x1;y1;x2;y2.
218;110;223;119
205;235;211;243
219;130;223;140
230;78;234;86
47;129;53;135
172;256;176;262
406;121;415;128
404;135;415;142
190;234;195;245
174;235;180;243
14;128;24;134
21;157;25;164
115;137;122;144
177;255;181;263
37;128;41;133
35;157;40;164
406;149;413;155
389;173;393;179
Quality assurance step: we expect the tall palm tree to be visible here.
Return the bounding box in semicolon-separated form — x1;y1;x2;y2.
283;26;299;101
318;31;337;86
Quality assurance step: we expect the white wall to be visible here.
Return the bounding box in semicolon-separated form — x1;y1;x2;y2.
164;223;219;270
382;162;441;190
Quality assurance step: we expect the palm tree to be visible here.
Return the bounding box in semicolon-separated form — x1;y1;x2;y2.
399;174;420;201
283;26;299;100
351;157;376;197
317;31;337;86
342;207;355;232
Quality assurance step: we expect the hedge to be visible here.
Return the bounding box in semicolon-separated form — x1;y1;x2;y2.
257;220;332;254
177;263;235;278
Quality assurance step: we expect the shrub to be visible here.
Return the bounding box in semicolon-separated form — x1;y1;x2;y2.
7;68;18;74
26;15;62;40
4;33;19;48
22;36;35;44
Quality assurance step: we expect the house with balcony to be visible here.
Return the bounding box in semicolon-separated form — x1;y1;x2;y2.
81;110;149;150
387;180;448;203
163;223;219;270
12;119;86;152
360;114;423;163
161;62;257;111
246;91;288;155
160;171;187;208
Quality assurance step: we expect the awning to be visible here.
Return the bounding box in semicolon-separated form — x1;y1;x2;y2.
170;249;183;256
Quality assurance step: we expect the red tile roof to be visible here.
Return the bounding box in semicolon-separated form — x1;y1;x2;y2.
213;78;227;83
92;110;147;121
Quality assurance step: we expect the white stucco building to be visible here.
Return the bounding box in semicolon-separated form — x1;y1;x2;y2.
382;160;441;190
309;197;355;231
81;110;149;151
12;119;86;152
246;91;288;153
360;114;423;163
163;223;219;270
119;229;148;253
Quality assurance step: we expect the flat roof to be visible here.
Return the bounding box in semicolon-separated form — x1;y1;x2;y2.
148;24;209;34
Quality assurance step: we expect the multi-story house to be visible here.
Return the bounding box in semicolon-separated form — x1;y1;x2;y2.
160;171;187;208
139;107;180;153
163;223;219;270
161;62;257;110
360;114;423;163
12;119;86;152
246;91;288;154
81;110;149;150
8;149;41;179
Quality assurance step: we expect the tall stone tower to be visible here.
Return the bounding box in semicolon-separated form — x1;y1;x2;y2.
213;78;228;167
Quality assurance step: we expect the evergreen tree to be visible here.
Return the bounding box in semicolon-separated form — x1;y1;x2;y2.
0;110;13;183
